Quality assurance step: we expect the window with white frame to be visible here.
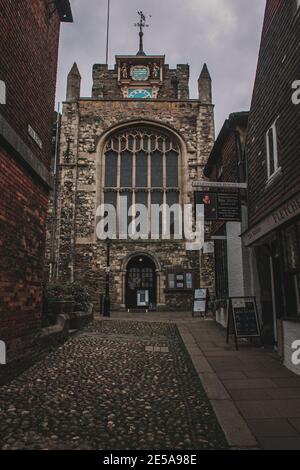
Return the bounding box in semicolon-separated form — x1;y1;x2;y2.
266;119;279;179
0;80;6;104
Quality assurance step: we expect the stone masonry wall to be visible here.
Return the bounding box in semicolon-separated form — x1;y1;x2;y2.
92;64;190;100
73;241;200;311
51;87;215;310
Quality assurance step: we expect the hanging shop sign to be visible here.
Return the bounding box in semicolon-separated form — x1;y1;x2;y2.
195;192;241;221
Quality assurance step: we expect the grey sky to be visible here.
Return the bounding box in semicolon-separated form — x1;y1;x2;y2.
56;0;266;132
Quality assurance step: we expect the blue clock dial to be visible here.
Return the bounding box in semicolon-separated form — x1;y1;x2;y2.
128;88;153;99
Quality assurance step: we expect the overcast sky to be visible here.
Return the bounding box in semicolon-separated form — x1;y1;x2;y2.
56;0;266;132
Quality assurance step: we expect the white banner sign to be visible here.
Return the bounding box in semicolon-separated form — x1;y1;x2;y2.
193;181;247;189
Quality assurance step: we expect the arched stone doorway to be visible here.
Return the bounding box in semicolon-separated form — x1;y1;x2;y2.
125;255;157;309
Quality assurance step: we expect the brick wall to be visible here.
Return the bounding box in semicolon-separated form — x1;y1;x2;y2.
0;148;48;342
0;0;64;349
0;0;60;166
246;0;300;226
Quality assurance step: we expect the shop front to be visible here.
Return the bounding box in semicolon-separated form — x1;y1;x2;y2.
243;193;300;375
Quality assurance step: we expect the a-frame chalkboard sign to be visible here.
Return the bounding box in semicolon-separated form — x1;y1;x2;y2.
226;297;261;350
192;289;209;317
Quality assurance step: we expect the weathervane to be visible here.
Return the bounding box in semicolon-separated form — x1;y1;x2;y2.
135;11;151;56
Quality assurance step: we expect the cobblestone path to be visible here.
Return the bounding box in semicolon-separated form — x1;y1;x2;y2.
0;320;228;450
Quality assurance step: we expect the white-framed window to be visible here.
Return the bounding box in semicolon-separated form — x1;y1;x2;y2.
0;80;6;104
266;118;279;180
217;164;223;181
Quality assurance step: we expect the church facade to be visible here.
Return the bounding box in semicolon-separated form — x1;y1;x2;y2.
49;25;215;311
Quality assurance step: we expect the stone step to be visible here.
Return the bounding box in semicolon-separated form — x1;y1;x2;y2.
69;329;79;337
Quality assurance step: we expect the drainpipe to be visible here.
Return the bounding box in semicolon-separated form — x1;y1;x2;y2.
49;104;61;282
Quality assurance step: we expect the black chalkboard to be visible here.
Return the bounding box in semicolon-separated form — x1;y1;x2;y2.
226;297;261;350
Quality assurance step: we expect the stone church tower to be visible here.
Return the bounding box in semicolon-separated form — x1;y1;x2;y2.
50;17;215;311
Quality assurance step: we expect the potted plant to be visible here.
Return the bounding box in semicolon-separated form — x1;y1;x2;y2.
46;284;75;317
65;282;90;312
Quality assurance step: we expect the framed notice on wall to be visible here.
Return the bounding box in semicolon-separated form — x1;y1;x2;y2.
192;289;209;317
137;290;149;307
226;297;261;350
195;192;241;221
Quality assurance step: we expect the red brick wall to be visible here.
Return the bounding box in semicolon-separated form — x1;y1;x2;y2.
0;148;49;342
0;0;60;167
0;1;62;348
247;0;300;226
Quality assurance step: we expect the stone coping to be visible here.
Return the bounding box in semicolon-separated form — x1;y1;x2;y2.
0;113;51;187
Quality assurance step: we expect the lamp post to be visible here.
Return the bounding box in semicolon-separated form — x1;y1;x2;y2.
103;237;111;317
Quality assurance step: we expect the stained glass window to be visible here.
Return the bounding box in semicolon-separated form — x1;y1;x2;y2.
120;151;132;187
119;191;132;236
136;151;148;187
104;192;117;208
105;151;118;187
136;192;148;208
103;127;181;239
151;151;163;187
166;151;179;187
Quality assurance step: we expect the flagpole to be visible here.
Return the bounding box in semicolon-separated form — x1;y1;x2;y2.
105;0;110;65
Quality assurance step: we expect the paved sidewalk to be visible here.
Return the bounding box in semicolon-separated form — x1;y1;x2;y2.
111;311;300;450
179;319;300;450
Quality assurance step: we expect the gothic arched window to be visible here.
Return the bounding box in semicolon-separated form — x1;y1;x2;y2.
103;126;181;237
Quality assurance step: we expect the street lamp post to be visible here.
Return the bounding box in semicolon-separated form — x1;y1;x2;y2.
103;237;111;317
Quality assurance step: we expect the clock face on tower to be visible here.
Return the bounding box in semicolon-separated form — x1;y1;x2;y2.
128;88;153;99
